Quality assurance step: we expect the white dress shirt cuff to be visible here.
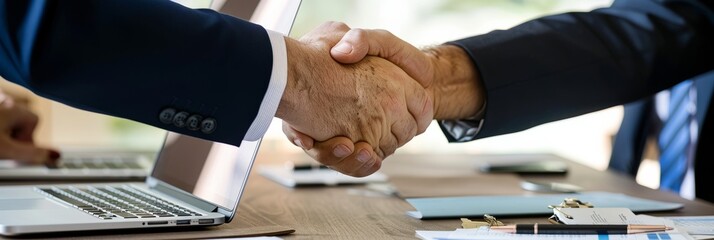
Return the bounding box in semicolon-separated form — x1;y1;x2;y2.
243;29;287;141
438;103;487;142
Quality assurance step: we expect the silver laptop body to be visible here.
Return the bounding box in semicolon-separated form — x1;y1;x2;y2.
0;133;259;236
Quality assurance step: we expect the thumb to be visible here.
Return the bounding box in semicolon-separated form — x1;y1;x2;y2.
330;29;434;87
0;138;60;165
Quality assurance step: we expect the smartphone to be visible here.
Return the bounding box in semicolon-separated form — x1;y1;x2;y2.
479;160;568;175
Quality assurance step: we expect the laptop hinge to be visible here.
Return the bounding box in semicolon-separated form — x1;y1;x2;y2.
152;183;218;213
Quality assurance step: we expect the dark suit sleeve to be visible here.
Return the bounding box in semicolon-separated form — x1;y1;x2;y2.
445;0;714;141
0;0;275;147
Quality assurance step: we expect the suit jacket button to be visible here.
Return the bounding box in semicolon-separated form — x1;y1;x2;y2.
173;111;190;128
201;118;217;134
159;108;176;124
186;115;203;131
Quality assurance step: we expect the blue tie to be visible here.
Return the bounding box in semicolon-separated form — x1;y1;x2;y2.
658;80;695;193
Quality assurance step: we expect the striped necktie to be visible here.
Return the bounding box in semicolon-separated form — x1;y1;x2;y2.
658;80;696;193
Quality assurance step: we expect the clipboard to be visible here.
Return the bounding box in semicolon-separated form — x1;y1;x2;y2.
406;192;683;219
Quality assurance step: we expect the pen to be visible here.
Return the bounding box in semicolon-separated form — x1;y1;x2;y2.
489;224;673;235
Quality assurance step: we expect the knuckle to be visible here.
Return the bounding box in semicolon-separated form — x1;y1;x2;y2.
347;29;369;45
350;28;367;38
405;124;417;144
374;29;391;37
323;21;348;29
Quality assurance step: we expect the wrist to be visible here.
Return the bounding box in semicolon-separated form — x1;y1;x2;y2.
425;45;485;120
276;37;303;122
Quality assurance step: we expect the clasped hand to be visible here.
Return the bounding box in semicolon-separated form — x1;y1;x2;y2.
277;22;483;177
275;22;433;177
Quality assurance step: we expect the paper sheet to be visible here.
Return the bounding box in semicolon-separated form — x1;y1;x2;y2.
416;216;696;240
554;208;642;225
665;216;714;235
416;226;693;240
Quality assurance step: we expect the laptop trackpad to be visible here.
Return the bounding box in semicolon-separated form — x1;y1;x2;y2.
0;199;61;210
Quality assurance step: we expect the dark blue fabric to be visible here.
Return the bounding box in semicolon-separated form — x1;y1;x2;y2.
449;0;714;201
0;0;274;147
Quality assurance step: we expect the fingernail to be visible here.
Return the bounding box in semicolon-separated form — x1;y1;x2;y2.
49;150;61;160
333;145;351;158
333;43;353;54
294;139;304;149
356;149;371;163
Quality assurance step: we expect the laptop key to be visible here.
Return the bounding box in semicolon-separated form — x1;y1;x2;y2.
125;162;143;169
41;188;90;208
111;211;137;218
104;162;126;169
60;162;82;169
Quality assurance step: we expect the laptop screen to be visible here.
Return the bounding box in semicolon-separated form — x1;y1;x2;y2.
150;133;259;210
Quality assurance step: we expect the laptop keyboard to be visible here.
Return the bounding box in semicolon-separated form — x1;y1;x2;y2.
38;186;203;220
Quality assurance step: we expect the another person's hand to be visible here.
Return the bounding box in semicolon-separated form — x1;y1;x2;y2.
0;92;60;165
283;24;484;176
276;22;434;177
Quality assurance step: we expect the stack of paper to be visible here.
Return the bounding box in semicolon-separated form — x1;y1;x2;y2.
416;227;693;240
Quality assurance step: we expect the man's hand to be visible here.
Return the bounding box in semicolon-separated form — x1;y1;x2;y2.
276;22;434;177
0;93;60;165
283;25;485;176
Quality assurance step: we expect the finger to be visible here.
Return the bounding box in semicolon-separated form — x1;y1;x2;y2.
382;88;418;146
376;125;399;160
304;136;355;166
390;118;417;148
300;21;351;46
0;138;59;165
11;106;40;143
387;73;432;138
404;84;434;135
282;121;315;150
345;142;383;177
324;142;380;177
330;29;433;87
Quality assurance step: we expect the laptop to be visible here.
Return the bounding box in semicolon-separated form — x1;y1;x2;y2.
0;0;299;181
0;0;301;235
0;133;259;236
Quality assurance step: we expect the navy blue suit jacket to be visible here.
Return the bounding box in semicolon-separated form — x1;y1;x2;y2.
450;0;714;202
0;0;274;147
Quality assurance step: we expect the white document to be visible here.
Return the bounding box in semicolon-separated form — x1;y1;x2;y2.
416;226;693;240
664;216;714;235
553;208;643;225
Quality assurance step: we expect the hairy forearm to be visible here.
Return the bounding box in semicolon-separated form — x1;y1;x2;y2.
425;45;485;120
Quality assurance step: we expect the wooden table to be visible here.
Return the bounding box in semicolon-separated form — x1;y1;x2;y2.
3;152;713;239
234;152;714;239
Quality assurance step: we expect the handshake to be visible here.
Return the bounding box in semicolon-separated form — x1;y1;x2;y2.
275;22;485;177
